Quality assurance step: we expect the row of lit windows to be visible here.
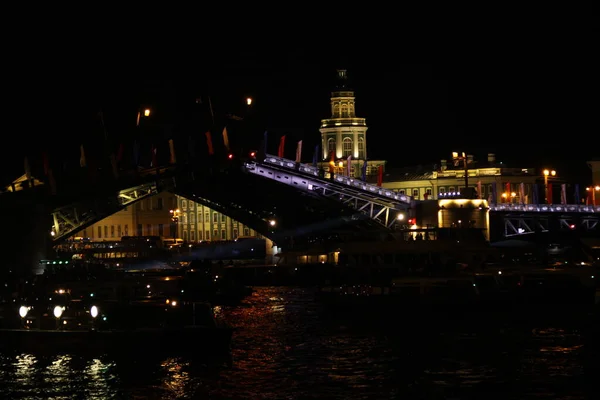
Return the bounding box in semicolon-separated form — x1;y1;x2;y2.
182;227;252;242
83;223;176;239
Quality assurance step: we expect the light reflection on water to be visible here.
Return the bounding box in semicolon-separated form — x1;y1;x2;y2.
0;287;595;399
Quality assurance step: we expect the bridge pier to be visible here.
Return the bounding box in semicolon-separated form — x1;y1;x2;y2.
0;194;52;277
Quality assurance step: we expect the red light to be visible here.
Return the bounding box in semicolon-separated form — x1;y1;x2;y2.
228;154;233;159
250;152;256;157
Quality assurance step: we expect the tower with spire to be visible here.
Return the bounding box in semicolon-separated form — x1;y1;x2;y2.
318;69;385;179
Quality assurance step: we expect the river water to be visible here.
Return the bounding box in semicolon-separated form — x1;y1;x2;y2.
0;286;596;399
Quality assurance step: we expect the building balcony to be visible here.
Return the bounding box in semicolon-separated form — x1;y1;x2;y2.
320;118;366;128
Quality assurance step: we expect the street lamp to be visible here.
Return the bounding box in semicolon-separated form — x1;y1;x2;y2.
586;185;600;206
246;97;253;106
452;151;469;192
170;208;180;239
543;169;557;204
136;107;151;127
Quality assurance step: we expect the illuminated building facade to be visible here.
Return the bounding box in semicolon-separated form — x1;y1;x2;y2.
70;192;258;242
382;153;545;203
317;69;385;178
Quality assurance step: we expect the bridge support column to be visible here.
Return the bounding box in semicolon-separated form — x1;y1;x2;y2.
0;196;52;277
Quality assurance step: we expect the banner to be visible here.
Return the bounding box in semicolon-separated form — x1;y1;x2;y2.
222;127;230;151
477;181;482;199
346;155;351;176
79;145;86;167
312;145;319;168
151;146;157;167
377;165;383;187
278;135;286;158
116;143;124;163
547;183;553;204
574;184;580;204
205;131;214;155
491;182;497;204
361;160;368;182
169;139;176;164
295;140;302;163
560;183;567;205
519;182;525;204
532;183;539;204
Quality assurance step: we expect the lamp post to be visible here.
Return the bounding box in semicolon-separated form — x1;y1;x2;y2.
452;152;469;191
543;169;556;204
170;208;180;239
586;185;600;206
136;108;151;127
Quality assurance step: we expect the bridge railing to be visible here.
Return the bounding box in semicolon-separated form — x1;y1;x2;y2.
261;155;411;204
490;204;600;213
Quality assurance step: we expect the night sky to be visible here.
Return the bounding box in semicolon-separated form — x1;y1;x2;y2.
3;22;597;186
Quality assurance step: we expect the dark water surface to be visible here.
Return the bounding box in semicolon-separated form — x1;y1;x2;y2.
0;287;596;399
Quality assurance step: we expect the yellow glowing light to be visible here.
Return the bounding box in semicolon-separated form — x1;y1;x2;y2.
144;109;151;117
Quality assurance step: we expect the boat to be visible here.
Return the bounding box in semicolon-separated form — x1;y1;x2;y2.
0;285;233;356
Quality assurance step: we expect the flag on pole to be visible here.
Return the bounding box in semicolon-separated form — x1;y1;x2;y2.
116;143;124;163
278;135;286;158
312;144;319;168
295;140;302;163
517;182;523;204
79;145;86;167
222;127;230;151
151;146;157;167
208;96;215;125
205;131;214;155
560;183;567;205
168;139;176;164
377;165;383;187
361;160;368;182
346;155;351;176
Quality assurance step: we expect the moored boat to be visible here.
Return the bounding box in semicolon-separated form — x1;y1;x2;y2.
0;288;233;356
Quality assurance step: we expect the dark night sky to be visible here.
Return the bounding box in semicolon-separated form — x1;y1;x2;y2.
3;18;598;185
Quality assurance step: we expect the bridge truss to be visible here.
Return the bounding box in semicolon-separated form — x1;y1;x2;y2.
244;155;412;229
51;182;157;242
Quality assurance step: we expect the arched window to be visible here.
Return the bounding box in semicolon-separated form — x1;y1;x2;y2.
342;138;352;157
341;106;348;118
327;138;336;157
358;137;365;159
